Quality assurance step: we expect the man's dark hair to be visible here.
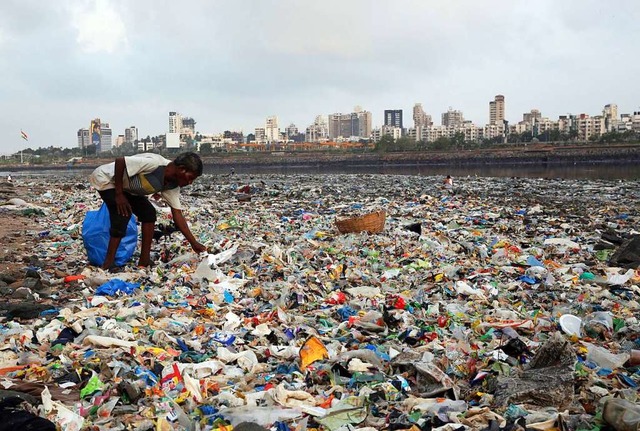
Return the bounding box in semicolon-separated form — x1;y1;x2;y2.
174;152;203;176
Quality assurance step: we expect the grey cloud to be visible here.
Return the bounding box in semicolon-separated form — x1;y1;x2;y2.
1;0;639;153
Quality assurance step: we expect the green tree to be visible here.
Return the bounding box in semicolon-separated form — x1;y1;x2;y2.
84;144;97;156
431;137;451;150
507;133;520;144
538;129;552;142
452;132;465;149
599;131;621;144
520;131;533;143
395;136;415;151
568;130;579;141
621;130;638;142
375;135;394;153
199;142;213;155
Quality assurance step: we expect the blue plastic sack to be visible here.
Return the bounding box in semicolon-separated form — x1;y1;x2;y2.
95;279;140;296
82;203;138;267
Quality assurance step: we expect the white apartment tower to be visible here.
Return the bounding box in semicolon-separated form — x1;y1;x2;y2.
125;126;138;145
305;115;329;143
523;109;542;124
442;108;464;128
358;110;373;138
254;127;266;143
285;123;298;139
99;122;113;152
169;112;183;134
413;103;432;128
489;95;505;125
77;129;90;148
265;116;279;142
603;104;618;132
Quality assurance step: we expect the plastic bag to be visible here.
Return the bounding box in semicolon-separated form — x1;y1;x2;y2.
82;203;137;267
95;279;140;296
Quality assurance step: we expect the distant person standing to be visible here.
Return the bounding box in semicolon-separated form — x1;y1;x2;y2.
443;175;456;195
6;174;12;183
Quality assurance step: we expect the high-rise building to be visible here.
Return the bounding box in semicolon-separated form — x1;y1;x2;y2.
489;95;505;125
125;126;138;145
413;103;432;128
357;110;372;138
169;112;182;134
384;109;403;129
182;117;196;137
77;128;90;148
285;123;298;139
523;109;542;124
99;122;112;152
255;127;266;143
305;116;329;143
442;108;464;128
265;116;279;142
328;113;360;139
603;104;618;132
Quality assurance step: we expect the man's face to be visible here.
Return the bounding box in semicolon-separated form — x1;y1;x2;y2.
177;167;198;187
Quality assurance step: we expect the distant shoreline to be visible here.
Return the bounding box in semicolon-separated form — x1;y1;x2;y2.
2;143;639;172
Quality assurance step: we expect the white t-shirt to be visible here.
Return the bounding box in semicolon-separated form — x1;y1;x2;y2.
90;153;182;209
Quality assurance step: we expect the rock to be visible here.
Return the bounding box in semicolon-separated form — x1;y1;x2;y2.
25;269;40;279
0;390;39;405
602;397;640;431
6;198;27;206
390;352;459;399
233;423;270;431
0;302;52;319
0;274;17;284
21;278;44;291
609;235;640;269
11;287;34;300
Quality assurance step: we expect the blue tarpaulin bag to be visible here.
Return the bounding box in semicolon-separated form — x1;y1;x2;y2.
95;279;140;296
82;203;138;267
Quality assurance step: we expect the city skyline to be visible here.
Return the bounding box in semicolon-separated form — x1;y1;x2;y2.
78;98;638;153
1;0;639;154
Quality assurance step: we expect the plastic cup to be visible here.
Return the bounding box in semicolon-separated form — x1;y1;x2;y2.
559;314;582;337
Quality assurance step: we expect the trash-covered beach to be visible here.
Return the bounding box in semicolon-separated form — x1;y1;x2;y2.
0;172;639;431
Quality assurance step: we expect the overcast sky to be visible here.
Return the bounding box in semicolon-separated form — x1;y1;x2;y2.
1;0;639;154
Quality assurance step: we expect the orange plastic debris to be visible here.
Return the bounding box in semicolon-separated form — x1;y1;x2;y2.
64;275;86;283
299;335;329;370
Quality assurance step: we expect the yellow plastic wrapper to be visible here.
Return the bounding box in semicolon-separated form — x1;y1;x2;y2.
156;416;171;431
299;335;329;370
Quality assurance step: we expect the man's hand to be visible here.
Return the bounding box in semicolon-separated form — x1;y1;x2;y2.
191;241;208;254
115;191;132;217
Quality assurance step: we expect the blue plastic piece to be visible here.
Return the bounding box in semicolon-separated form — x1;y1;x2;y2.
526;256;544;267
223;290;234;303
176;338;190;352
518;275;538;284
95;279;140;296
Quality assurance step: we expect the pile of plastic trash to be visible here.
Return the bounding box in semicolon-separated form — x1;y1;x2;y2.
0;173;639;431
